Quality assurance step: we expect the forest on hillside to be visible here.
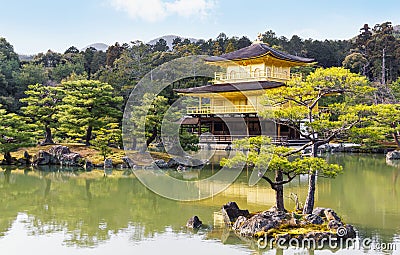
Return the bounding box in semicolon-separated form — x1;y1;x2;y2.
1;21;400;162
1;21;400;112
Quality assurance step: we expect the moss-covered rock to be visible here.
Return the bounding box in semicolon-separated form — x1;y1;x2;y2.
222;203;357;247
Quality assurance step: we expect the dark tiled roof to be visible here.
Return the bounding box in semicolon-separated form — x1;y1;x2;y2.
174;81;284;94
180;117;199;125
206;43;314;63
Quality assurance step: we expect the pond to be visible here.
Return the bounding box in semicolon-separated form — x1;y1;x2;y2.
0;153;399;255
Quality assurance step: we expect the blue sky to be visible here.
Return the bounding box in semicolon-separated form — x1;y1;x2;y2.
1;0;400;54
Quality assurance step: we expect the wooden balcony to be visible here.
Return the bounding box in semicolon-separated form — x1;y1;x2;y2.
199;134;289;145
213;71;302;84
187;105;257;115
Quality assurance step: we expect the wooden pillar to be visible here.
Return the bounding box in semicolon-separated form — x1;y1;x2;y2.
198;120;202;136
198;96;202;112
211;119;215;134
246;117;249;136
277;124;281;137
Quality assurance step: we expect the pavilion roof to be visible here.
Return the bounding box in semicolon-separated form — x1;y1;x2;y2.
205;43;314;63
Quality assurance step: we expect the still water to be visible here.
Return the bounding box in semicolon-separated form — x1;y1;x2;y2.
0;153;399;255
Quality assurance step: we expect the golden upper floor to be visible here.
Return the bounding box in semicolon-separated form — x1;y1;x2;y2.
205;42;314;84
174;42;315;115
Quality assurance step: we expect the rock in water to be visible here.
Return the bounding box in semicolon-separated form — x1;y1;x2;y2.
305;214;324;225
33;145;83;166
232;216;247;230
343;224;356;238
327;219;343;230
312;207;326;217
104;158;113;169
122;156;136;168
34;150;52;165
324;208;341;222
154;159;168;168
386;150;400;160
221;202;249;225
166;158;179;168
186;216;202;229
237;213;280;236
84;160;94;170
49;145;71;160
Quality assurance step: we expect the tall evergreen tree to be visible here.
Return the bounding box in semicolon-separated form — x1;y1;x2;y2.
57;80;123;145
0;105;36;163
0;37;20;111
21;84;63;145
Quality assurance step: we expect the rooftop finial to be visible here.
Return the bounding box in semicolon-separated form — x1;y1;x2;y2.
253;33;263;44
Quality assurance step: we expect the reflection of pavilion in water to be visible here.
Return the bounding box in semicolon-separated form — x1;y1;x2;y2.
197;151;313;208
196;173;312;209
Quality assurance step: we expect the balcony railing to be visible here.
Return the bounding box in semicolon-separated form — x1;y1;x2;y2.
187;105;257;114
199;134;289;145
213;71;302;84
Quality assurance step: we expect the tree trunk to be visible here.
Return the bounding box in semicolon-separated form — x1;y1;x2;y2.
42;126;55;145
85;126;93;146
275;170;285;212
303;143;318;214
44;179;51;197
4;169;11;183
303;173;316;214
146;127;158;147
4;152;12;165
393;131;400;148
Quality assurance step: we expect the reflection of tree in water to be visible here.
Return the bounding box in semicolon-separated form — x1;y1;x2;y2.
0;157;399;251
0;169;220;247
385;158;400;190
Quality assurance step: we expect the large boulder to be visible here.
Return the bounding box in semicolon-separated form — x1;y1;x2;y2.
232;216;247;230
186;216;202;229
312;207;326;217
221;202;249;225
341;224;357;239
33;145;83;167
33;150;52;165
305;214;324;225
84;160;94;170
324;208;341;222
236;213;281;236
104;158;113;169
60;152;82;166
154;159;168;168
172;156;206;168
49;145;71;160
386;150;400;160
232;207;288;237
166;158;180;168
122;156;136;168
327;219;343;230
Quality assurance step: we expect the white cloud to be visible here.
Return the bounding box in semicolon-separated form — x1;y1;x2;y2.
110;0;216;22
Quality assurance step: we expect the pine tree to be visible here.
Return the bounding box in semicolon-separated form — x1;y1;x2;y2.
21;84;63;145
262;67;375;213
0;106;37;163
57;80;123;145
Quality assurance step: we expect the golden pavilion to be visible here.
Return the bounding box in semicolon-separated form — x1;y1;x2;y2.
175;40;314;145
